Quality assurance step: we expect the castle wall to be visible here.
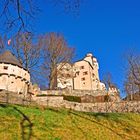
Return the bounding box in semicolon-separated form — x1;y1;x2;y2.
0;63;30;79
57;53;105;91
57;63;74;89
74;59;101;90
0;63;30;95
41;89;107;96
32;95;140;113
74;61;93;90
0;90;139;113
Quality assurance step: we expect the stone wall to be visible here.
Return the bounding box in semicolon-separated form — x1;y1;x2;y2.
33;96;140;113
62;101;140;113
41;89;107;96
0;91;139;113
33;96;64;106
40;89;120;103
0;90;32;105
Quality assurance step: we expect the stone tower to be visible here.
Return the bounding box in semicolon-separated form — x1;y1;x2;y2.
0;51;30;95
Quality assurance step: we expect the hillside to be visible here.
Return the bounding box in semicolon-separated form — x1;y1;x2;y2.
0;104;140;140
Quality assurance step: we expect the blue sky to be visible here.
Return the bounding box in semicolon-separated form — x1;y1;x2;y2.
32;0;140;97
6;0;140;97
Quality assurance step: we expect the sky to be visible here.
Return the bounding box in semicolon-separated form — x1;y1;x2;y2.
33;0;140;98
3;0;140;97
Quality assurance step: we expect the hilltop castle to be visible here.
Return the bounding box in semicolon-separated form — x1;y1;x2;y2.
57;53;106;90
0;51;120;104
0;51;118;97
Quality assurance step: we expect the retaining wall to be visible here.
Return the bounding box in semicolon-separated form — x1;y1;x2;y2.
33;96;140;113
41;89;107;96
0;91;139;113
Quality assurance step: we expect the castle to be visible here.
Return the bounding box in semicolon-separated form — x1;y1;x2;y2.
0;51;119;98
0;51;30;95
57;53;106;91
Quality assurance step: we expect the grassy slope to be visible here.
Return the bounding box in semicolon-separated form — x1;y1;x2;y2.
0;104;140;140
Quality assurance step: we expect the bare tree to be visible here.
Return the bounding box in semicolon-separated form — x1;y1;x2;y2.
10;32;43;70
42;32;74;89
0;0;39;32
103;72;120;103
0;0;82;32
0;36;6;52
7;32;45;86
52;0;82;14
103;72;112;90
124;52;140;99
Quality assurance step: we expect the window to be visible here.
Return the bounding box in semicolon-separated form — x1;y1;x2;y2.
81;77;85;81
76;71;79;76
66;68;69;71
67;74;70;77
4;66;8;70
64;81;67;84
80;66;84;69
83;71;88;75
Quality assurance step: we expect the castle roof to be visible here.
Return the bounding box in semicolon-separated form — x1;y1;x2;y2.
0;51;22;68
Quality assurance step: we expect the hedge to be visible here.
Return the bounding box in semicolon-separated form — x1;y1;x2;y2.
63;95;81;103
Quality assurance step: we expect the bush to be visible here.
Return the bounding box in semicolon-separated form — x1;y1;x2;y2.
63;95;81;102
36;94;57;97
36;94;47;97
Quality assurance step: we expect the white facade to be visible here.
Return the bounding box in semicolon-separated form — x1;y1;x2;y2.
57;53;106;91
57;63;74;89
0;51;30;95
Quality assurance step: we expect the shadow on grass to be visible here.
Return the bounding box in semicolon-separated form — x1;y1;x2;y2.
68;110;133;140
13;107;33;140
69;111;88;140
0;103;7;108
48;108;132;139
0;104;34;140
87;112;122;122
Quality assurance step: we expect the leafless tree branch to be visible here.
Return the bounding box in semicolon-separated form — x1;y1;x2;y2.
41;32;74;89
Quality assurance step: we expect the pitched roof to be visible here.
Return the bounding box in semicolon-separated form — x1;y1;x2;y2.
0;51;22;67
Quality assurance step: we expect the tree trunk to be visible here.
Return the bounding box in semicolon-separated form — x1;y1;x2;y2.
49;68;57;90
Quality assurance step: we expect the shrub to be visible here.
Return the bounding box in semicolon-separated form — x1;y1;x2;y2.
36;94;57;97
63;95;81;102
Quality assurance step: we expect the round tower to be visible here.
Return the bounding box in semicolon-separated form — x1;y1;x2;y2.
0;51;30;95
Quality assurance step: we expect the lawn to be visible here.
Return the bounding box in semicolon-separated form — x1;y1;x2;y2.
0;104;140;140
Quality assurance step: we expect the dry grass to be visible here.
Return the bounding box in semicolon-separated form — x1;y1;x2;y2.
0;104;140;140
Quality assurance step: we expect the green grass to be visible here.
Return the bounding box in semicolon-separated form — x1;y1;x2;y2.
0;104;140;140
